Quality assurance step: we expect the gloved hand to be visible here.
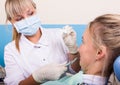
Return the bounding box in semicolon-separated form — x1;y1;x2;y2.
32;63;67;83
62;25;78;54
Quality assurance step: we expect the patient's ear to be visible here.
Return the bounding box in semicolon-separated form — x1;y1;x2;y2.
96;46;107;61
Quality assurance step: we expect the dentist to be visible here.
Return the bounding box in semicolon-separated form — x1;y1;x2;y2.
4;0;80;85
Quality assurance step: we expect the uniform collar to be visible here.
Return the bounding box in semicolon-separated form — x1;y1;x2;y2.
20;27;49;47
37;27;49;46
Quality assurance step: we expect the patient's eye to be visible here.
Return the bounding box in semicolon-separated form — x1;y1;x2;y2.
81;37;84;44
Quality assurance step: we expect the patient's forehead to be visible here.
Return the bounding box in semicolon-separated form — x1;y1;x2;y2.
83;28;91;40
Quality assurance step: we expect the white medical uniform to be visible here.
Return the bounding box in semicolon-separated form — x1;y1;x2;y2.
4;28;69;85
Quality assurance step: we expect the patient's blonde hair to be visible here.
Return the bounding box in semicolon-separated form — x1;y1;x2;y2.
89;14;120;77
5;0;36;51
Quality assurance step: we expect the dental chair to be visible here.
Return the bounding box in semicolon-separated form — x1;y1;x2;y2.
0;25;12;84
0;25;12;67
108;56;120;85
113;56;120;81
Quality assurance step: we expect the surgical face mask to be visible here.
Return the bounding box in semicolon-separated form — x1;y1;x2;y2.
14;14;41;36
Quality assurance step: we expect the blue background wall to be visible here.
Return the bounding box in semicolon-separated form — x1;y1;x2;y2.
0;24;86;67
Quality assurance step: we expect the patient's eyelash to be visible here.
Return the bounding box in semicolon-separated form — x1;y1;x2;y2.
81;37;84;43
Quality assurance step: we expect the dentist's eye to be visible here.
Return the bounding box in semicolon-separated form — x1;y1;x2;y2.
28;11;34;16
15;16;23;21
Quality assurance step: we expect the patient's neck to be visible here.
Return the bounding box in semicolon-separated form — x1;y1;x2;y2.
85;61;105;77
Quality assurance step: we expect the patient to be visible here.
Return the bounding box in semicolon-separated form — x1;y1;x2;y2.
42;14;120;85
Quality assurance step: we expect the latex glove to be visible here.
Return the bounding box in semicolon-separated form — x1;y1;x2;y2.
62;25;78;54
32;63;67;83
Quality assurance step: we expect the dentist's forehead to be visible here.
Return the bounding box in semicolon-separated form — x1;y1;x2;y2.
6;0;35;19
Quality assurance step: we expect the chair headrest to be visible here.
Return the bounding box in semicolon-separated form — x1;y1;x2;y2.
113;56;120;81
